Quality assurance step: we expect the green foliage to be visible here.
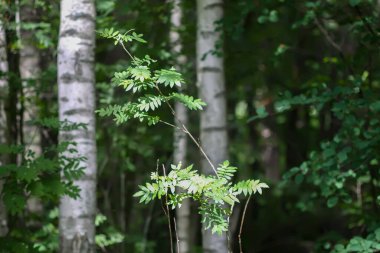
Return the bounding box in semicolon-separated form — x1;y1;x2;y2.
30;210;124;252
97;29;206;126
170;93;206;110
133;162;268;235
95;214;125;250
0;119;88;251
332;228;380;252
98;28;147;45
31;208;59;252
98;29;269;236
277;79;380;250
155;68;183;88
0;143;84;215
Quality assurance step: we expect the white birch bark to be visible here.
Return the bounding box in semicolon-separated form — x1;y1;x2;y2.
197;0;228;252
170;1;191;252
18;2;44;214
0;18;9;237
58;1;96;252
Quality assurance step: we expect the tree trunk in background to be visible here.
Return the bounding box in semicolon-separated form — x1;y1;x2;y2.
261;129;280;182
197;0;228;252
58;0;96;252
259;104;280;182
0;18;9;237
18;0;43;215
170;1;191;252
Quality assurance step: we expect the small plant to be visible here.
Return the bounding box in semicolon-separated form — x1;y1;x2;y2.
97;28;269;249
134;161;268;235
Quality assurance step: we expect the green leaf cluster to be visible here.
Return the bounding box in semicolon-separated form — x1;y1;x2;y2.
97;30;206;126
0;120;86;215
133;162;268;235
98;28;147;45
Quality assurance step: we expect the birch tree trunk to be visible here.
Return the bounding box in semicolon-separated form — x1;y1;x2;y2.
18;1;43;214
170;1;191;252
197;0;228;252
0;17;9;237
58;1;97;252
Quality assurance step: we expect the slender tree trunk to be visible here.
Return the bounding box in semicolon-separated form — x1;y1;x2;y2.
197;0;228;252
58;1;97;252
170;1;192;252
119;171;126;253
261;127;280;182
18;1;44;215
259;104;280;182
0;17;9;237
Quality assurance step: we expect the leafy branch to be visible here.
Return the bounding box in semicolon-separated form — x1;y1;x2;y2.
97;29;269;237
133;162;268;235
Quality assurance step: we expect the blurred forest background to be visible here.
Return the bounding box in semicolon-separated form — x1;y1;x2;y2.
0;0;379;252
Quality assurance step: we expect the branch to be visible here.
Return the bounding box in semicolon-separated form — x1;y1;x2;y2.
314;16;355;76
155;85;219;177
173;217;180;253
162;164;174;253
119;41;135;61
238;195;251;253
314;17;342;52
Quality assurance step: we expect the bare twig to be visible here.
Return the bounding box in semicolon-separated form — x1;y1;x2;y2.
115;40;219;176
159;120;182;130
226;204;236;253
314;17;342;52
238;195;252;253
173;217;180;253
181;124;219;177
142;161;160;253
119;41;135;61
314;16;355;76
226;216;231;251
155;85;219;177
162;164;174;253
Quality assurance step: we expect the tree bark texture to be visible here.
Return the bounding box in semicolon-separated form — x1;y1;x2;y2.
18;0;44;218
170;1;192;252
58;0;97;252
19;2;42;158
197;0;228;252
0;18;9;237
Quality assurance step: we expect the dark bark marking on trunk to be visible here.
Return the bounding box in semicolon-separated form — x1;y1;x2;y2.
67;13;95;23
214;90;225;98
201;126;227;132
74;51;83;76
204;2;223;10
76;174;97;181
60;29;92;40
60;132;94;142
60;73;93;84
200;30;217;38
200;67;222;73
63;108;93;116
